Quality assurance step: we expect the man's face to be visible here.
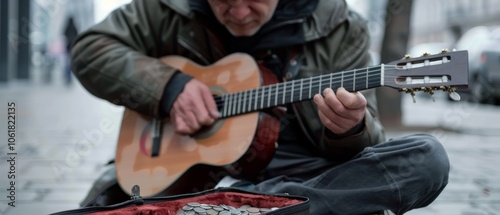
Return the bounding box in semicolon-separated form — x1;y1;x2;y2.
208;0;279;36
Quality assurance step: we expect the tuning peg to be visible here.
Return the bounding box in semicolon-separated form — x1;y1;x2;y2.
402;54;411;59
402;88;417;103
422;87;435;102
441;49;449;53
421;52;431;57
448;90;461;101
428;90;436;102
410;91;416;103
441;86;461;101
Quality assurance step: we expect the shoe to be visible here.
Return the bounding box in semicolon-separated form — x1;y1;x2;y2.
215;175;241;188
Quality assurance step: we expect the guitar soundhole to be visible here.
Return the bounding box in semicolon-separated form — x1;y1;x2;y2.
190;119;225;139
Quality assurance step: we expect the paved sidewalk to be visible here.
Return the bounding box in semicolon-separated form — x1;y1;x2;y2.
0;83;122;215
0;84;499;215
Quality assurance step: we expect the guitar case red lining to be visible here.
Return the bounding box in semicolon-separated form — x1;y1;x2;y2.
51;187;309;215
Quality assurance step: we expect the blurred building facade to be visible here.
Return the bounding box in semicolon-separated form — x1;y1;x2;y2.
411;0;500;46
348;0;500;53
0;0;95;85
0;0;136;85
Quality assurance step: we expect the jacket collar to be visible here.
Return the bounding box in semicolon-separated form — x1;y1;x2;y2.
160;0;349;42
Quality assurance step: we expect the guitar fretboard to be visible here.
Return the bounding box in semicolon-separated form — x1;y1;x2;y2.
215;65;383;118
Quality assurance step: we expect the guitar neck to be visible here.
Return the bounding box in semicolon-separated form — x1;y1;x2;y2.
215;65;384;118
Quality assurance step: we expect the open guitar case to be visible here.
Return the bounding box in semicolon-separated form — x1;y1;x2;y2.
50;163;309;215
51;186;309;215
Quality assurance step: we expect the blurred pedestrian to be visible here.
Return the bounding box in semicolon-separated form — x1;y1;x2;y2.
63;16;78;85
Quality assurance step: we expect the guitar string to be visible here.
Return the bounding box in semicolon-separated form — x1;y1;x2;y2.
214;64;448;104
214;75;382;103
213;74;380;116
213;65;390;105
213;65;451;115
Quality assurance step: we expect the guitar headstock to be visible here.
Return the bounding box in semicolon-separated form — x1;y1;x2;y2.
383;49;469;102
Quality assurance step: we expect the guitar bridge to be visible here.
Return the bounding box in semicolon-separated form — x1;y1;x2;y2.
151;119;163;157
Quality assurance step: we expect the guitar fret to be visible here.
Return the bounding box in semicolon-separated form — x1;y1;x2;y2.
341;72;344;88
329;73;333;89
243;90;247;113
223;94;228;117
290;81;294;102
254;88;258;111
232;93;237;115
299;79;303;101
366;67;369;89
267;86;271;108
275;85;278;106
309;77;312;98
260;86;264;109
319;75;322;94
353;69;356;91
281;83;285;105
237;92;241;114
227;94;233;115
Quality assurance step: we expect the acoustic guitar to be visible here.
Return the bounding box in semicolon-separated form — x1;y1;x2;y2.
115;50;469;197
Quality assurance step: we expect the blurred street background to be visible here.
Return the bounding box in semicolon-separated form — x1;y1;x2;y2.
1;0;499;214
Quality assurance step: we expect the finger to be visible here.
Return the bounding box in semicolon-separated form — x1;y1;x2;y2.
314;93;352;127
171;111;191;135
313;93;330;116
191;91;215;126
178;81;215;126
199;84;219;119
336;87;367;110
182;111;201;133
317;108;350;133
316;89;365;126
322;88;350;118
171;102;200;135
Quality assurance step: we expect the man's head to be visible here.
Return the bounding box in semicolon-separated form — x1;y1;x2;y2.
208;0;279;37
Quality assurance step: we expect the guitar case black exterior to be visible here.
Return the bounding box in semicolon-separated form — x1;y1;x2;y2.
51;186;309;215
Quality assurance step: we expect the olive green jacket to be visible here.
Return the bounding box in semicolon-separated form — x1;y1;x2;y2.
71;0;386;161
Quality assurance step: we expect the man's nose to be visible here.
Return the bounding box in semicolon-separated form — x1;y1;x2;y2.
228;1;250;21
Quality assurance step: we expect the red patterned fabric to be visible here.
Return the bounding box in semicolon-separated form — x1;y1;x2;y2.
91;192;303;215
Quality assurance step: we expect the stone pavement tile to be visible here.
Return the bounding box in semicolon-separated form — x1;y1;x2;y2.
0;189;38;202
41;188;90;202
406;203;493;215
1;202;76;215
18;162;108;182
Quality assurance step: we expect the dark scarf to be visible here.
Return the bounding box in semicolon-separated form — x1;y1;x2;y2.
189;0;320;54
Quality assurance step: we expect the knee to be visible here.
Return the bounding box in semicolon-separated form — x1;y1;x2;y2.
405;134;450;188
394;135;450;215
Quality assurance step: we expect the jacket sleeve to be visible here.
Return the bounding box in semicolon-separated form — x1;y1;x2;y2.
71;0;188;117
295;10;386;162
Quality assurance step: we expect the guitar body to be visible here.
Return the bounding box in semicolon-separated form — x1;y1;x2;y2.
115;54;280;197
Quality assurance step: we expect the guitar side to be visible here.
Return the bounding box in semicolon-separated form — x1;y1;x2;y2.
115;54;279;197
